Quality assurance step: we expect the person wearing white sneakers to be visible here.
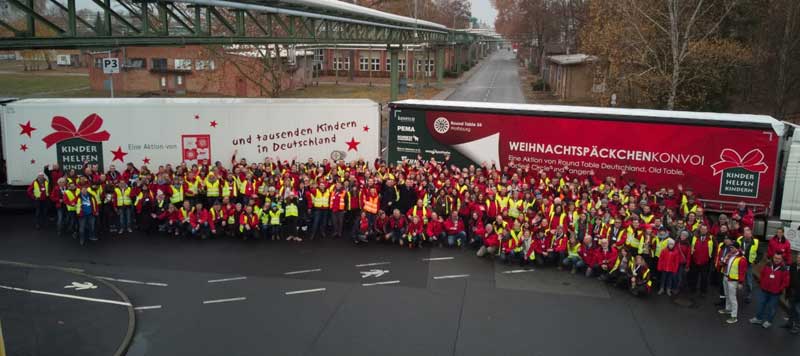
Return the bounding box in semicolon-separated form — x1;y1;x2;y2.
718;240;747;324
749;254;790;329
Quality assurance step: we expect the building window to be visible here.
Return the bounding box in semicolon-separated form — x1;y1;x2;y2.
416;59;435;77
152;58;167;71
125;58;146;69
94;57;104;68
176;75;183;85
160;76;167;88
359;57;369;71
333;57;350;71
313;49;324;71
195;60;215;71
371;57;381;71
174;59;192;71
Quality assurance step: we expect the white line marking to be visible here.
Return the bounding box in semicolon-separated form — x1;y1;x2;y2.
207;276;247;283
502;269;535;274
0;284;131;306
202;297;247;304
354;262;391;267
134;305;162;311
422;257;455;261
362;280;400;287
285;288;326;295
96;276;169;287
283;269;322;275
433;274;470;280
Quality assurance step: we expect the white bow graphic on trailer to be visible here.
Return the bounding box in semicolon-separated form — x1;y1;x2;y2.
64;282;97;291
360;269;390;278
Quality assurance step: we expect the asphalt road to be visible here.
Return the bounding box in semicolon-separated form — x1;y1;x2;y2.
1;210;799;356
447;50;525;103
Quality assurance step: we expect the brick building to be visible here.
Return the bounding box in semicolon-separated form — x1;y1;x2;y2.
545;54;597;102
85;46;312;97
310;45;457;79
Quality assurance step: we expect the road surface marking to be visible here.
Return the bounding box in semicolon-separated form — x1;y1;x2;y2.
354;262;391;267
362;280;401;287
96;276;169;287
0;284;131;307
285;288;326;295
360;269;390;278
207;276;247;283
283;269;322;275
422;257;454;261
134;305;162;311
202;297;247;304
0;259;84;273
64;282;97;290
502;269;535;274
433;274;470;280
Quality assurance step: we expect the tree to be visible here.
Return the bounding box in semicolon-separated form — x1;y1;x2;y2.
581;0;750;111
206;45;288;98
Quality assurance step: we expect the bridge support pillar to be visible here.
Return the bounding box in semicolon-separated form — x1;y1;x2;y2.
390;47;399;102
435;46;444;88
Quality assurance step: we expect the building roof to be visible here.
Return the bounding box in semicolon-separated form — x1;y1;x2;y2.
548;54;597;65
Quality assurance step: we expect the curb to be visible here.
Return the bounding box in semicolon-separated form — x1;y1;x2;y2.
0;260;136;356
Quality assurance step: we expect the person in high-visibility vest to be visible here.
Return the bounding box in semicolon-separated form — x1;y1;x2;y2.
114;181;134;234
239;205;260;240
604;247;634;288
27;172;50;229
209;201;226;236
204;172;221;207
631;254;653;297
719;241;747;324
329;183;347;239
308;181;331;240
265;203;283;241
361;187;380;229
76;186;99;246
184;172;201;206
737;227;760;303
284;195;300;242
169;180;184;207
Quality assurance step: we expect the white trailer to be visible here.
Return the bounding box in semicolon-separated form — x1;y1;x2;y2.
0;98;380;207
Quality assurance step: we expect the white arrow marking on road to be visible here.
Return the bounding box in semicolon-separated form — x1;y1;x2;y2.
64;282;97;291
360;269;390;278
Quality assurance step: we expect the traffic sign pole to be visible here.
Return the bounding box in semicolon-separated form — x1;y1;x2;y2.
108;53;114;98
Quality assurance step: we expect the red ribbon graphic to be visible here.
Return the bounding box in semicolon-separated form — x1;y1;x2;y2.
710;148;768;176
42;114;110;148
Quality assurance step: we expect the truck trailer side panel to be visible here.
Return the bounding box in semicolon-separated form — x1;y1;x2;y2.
1;98;380;187
389;101;782;212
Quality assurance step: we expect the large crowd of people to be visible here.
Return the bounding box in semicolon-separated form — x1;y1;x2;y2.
27;153;799;331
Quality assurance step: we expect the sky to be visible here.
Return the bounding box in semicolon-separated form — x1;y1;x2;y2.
470;0;497;28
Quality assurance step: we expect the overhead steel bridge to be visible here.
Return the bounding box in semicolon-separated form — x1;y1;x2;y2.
0;0;499;48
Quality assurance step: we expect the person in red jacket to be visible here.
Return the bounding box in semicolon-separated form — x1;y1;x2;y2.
529;229;553;265
578;235;597;277
467;212;485;248
239;205;260;240
444;211;467;247
190;202;211;239
500;230;523;266
477;224;499;257
675;231;692;294
404;215;424;248
748;254;791;328
552;227;568;269
767;228;792;263
426;212;446;247
354;212;370;244
657;239;680;296
689;224;714;296
162;204;180;236
209;201;226;236
595;238;618;280
385;209;407;244
732;201;755;230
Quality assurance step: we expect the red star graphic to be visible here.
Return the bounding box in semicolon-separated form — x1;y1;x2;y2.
143;157;151;164
20;144;28;152
345;137;360;152
210;120;218;128
30;159;36;165
363;125;370;132
19;121;36;137
194;114;200;120
111;146;128;162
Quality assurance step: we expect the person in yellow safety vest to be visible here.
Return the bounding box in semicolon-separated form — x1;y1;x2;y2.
719;241;748;324
631;255;653;297
176;200;194;237
284;195;301;242
309;181;332;240
169;180;184;206
222;175;238;202
28;172;50;229
204;172;221;206
605;247;634;288
626;219;643;251
61;181;79;237
492;215;509;235
262;203;283;241
115;181;134;234
238;205;259;240
562;235;582;271
507;193;523;219
736;227;760;303
361;187;380;228
184;172;201;205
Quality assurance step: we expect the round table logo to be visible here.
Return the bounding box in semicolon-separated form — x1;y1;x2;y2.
433;117;450;134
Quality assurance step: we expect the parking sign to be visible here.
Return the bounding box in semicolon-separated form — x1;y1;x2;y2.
102;58;120;74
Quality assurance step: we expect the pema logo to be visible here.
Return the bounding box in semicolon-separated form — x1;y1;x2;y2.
433;117;450;134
